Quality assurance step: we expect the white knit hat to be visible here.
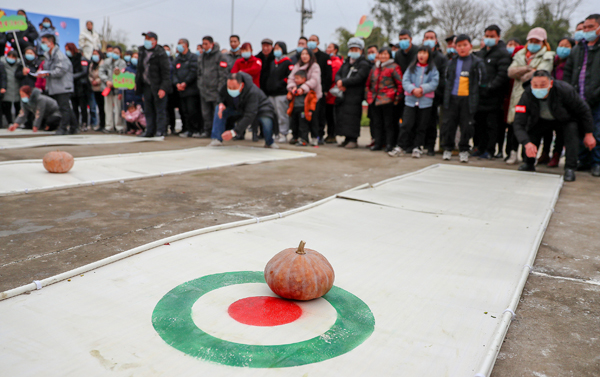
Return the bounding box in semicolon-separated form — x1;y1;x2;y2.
347;37;365;50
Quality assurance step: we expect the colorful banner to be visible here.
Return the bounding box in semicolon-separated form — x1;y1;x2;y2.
112;71;136;90
0;14;28;32
1;9;80;48
355;15;374;39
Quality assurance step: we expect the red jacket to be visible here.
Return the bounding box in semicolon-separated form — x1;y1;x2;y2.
231;56;262;88
326;55;343;104
365;61;403;106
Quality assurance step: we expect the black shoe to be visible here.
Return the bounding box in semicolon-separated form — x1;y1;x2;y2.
199;131;210;138
470;148;482;157
518;163;536;172
289;138;298;145
55;129;67;135
233;133;245;140
138;132;154;138
102;128;113;134
576;162;591;171
478;151;492;160
252;132;259;142
494;152;503;159
427;147;435;156
385;145;395;153
155;132;165;137
338;139;349;148
564;169;576;182
370;145;383;151
592;164;600;177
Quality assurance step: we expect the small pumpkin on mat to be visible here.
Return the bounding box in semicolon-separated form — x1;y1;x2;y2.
43;150;74;173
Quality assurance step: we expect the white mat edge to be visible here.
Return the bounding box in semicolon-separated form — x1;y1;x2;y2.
0;135;164;150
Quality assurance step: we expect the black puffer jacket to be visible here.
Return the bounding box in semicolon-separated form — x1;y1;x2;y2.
265;42;293;97
314;49;333;95
431;49;448;104
69;52;91;96
15;51;41;88
563;41;600;108
335;55;371;138
475;40;511;110
256;50;275;92
135;44;172;95
443;54;487;114
394;45;419;74
513;80;594;144
173;51;199;97
218;71;275;135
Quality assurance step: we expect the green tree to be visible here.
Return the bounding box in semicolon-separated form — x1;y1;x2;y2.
371;0;433;40
504;1;571;48
335;26;388;56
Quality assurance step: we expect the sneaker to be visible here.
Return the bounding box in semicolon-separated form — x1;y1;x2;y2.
208;139;223;147
506;150;518;165
345;141;358;149
564;168;576;182
478;151;492;160
547;152;560;168
338;139;349;148
494;152;504;159
426;147;435;156
289;138;298;145
199;131;210;138
459;151;469;163
412;148;422;158
179;132;190;138
443;151;452;160
318;137;324;146
388;146;405;157
192;132;202;138
277;134;287;143
324;136;337;144
265;143;279;149
470;148;482;157
518;163;536;172
310;138;319;146
296;139;308;146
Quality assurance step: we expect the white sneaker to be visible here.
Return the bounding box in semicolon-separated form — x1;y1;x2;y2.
310;138;318;146
459;151;469;163
506;150;518;165
276;134;287;143
264;143;279;149
388;146;405;157
208;139;223;147
443;151;452;160
412;148;422;158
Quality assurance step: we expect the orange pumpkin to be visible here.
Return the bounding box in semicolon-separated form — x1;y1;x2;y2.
264;241;335;301
43;150;74;173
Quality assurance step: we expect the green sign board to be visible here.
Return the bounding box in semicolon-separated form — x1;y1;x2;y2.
0;15;27;33
112;71;136;90
355;15;374;39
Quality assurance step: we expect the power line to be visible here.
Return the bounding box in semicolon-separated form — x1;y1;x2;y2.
243;0;270;36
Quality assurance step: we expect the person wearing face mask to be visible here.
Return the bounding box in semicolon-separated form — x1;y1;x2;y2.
1;51;21;127
563;14;600;177
255;39;275;97
264;41;293;143
36;18;59;57
231;42;262;88
472;24;511;160
290;37;308;65
78;21;101;60
306;34;333;145
9;86;61;132
88;50;106;131
37;33;78;135
99;45;126;133
335;37;371;149
5;10;38;52
225;35;242;66
65;43;91;131
173;39;202;138
501;38;524;164
364;44;379;149
123;51;133;65
163;44;181;136
393;30;419;145
445;35;457;60
16;46;39;89
573;21;585;45
196;35;230;139
513;70;596;181
210;72;278;148
135;32;172;137
324;43;343;143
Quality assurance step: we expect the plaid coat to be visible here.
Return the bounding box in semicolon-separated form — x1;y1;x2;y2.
365;60;403;106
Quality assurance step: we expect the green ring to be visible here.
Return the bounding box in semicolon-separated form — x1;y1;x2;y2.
152;271;375;368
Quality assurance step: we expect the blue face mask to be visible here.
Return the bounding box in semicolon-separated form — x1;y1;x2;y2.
21;96;29;104
582;28;599;42
131;58;138;66
177;44;184;53
307;41;317;50
507;46;515;55
241;51;251;59
392;51;396;59
574;30;585;42
92;55;100;63
112;52;119;60
423;40;436;49
65;50;72;58
43;22;51;28
447;47;457;54
527;43;542;53
296;46;304;54
41;43;50;52
25;54;35;61
532;87;549;99
165;50;170;57
348;51;361;60
194;50;201;55
144;40;153;50
399;39;410;50
556;46;571;59
273;49;282;58
484;38;497;47
227;88;241;98
231;46;240;52
367;53;376;62
6;57;16;64
205;48;212;54
124;55;131;62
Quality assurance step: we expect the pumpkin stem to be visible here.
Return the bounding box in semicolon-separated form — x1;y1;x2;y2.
296;240;306;255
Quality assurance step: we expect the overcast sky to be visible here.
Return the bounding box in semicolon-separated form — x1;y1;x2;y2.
2;0;597;50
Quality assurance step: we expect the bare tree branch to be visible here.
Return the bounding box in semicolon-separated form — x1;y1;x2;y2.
431;0;497;40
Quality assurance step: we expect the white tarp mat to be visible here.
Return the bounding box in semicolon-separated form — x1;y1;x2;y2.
0;129;54;136
0;134;163;150
0;146;314;196
0;165;562;377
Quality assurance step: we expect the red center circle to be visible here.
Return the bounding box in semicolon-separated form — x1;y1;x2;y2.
227;296;303;327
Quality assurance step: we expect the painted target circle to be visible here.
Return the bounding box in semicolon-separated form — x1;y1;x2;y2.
152;271;375;368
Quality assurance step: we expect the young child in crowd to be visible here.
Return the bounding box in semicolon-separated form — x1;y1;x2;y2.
287;70;317;146
121;102;146;135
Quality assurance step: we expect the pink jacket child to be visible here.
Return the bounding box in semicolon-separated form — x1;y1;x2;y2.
121;104;146;134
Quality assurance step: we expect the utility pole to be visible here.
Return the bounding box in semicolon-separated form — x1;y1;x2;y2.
298;0;313;36
231;0;234;35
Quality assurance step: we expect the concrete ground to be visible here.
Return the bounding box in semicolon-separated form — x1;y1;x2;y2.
0;130;598;376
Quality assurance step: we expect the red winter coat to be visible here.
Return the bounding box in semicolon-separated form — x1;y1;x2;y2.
365;60;403;106
326;55;343;105
231;55;262;88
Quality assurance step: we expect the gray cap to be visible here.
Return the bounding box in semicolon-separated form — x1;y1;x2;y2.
347;37;365;50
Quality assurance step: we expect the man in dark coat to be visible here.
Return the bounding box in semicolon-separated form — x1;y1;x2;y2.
135;31;172;137
265;41;293;142
255;38;274;93
473;24;511;159
513;70;596;181
174;38;202;138
334;37;371;149
308;34;333;143
441;34;487;162
393;29;419;137
210;71;277;148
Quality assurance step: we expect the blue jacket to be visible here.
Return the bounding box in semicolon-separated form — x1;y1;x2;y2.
402;64;439;108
